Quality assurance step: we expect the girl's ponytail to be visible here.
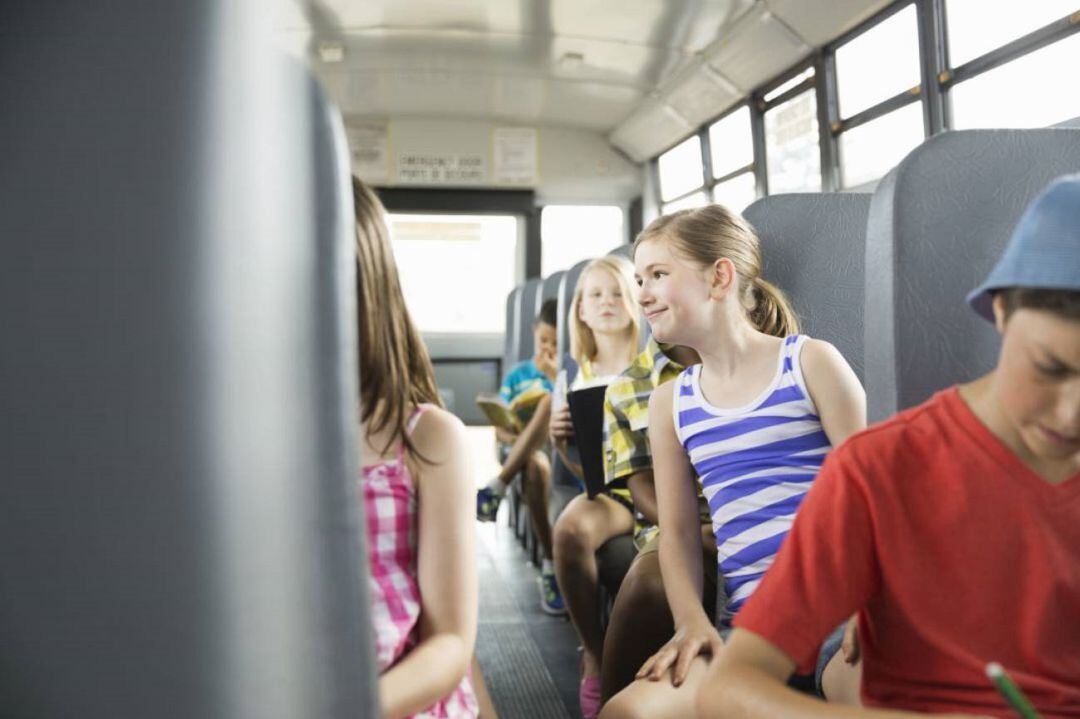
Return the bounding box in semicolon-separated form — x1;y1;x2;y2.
749;276;799;338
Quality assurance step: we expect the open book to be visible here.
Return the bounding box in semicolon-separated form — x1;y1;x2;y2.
475;385;548;433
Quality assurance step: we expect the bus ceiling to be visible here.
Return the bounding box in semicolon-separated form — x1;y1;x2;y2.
277;0;893;162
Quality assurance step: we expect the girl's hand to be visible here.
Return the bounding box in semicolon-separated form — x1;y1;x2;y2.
635;615;722;687
549;405;574;442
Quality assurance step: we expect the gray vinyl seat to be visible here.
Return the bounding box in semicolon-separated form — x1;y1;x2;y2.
556;258;593;363
517;278;545;362
1;4;374;716
503;286;523;377
608;244;633;260
865;128;1080;421
743;192;872;384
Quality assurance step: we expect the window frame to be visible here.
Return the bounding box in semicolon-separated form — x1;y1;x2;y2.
649;0;1080;210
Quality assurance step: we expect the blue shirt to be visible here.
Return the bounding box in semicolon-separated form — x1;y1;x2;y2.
500;359;554;404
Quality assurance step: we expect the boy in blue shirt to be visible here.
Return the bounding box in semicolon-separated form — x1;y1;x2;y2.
477;299;565;614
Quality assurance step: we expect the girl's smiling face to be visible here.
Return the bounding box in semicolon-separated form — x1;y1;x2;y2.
634;237;712;346
578;267;633;335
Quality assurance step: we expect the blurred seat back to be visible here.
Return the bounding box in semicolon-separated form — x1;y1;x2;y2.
864;128;1080;421
0;3;375;716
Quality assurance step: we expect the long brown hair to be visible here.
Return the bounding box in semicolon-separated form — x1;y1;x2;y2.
634;204;798;338
352;176;443;459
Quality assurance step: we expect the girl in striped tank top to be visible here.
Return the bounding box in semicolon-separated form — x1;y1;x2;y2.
600;205;865;719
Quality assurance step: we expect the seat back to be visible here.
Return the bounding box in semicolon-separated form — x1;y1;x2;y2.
865;128;1080;421
0;3;375;716
743;193;871;384
503;286;523;375
516;277;544;362
539;271;565;321
607;244;633;260
557;259;593;364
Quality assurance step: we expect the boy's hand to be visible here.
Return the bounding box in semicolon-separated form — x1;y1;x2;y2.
550;405;574;442
636;614;722;687
535;348;557;379
841;614;860;664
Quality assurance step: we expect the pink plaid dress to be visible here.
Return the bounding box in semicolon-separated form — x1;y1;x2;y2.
362;404;479;718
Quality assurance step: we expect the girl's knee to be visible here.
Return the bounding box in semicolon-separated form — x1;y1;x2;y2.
598;687;648;719
553;503;599;555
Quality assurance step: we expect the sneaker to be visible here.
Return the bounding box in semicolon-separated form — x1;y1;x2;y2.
539;571;566;615
476;486;501;522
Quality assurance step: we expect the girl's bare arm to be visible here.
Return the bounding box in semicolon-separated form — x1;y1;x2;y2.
800;339;866;447
637;381;722;687
378;408;478;719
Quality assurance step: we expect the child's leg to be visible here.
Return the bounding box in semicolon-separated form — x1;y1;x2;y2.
521;450;553;559
819;646;862;706
552;494;635;672
599;548;673;703
598;656;710;719
496;395;552;484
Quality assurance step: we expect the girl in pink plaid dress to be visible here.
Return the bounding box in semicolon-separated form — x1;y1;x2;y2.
354;177;480;719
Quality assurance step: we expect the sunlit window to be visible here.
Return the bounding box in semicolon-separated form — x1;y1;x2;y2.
951;31;1080;130
711;173;757;213
658;135;704;201
709;106;754;179
836;4;921;117
662;191;709;215
388;213;519;334
765;90;821;193
840;102;925;188
541;205;624;276
947;0;1079;67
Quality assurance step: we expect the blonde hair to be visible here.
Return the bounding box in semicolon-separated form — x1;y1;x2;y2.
352;176;443;459
633;204;798;338
569;255;641;365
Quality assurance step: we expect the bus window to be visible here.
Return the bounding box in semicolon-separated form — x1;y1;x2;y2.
840;102;924;188
658;135;704;202
951;31;1080;130
765;86;821;193
388;213;520;334
835;4;921;119
541;205;624;276
946;0;1079;66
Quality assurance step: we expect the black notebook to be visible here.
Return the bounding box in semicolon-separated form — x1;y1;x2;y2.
566;385;609;499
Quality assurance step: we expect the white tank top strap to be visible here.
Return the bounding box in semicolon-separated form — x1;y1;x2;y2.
784;334;813;400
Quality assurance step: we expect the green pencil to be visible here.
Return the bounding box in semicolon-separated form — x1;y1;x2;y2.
986;662;1041;719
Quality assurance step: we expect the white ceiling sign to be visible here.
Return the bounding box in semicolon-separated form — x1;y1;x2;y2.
347;125;390;183
396;152;487;185
493;127;539;185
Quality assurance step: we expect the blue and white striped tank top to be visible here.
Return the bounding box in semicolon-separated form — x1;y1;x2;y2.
673;334;830;621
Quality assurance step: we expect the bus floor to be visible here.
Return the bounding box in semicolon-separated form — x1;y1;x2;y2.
476;516;580;719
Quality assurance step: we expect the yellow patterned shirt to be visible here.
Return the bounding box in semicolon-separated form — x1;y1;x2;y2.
602;339;683;490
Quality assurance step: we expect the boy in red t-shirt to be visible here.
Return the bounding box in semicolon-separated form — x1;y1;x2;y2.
699;175;1080;719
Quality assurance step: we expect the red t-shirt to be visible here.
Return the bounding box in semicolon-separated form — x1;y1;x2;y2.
734;388;1080;717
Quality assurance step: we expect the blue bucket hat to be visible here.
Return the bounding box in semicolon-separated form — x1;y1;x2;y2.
967;173;1080;322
